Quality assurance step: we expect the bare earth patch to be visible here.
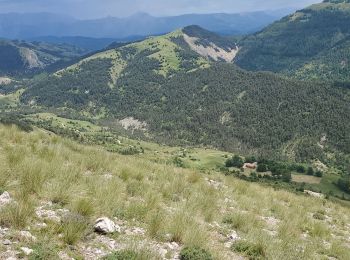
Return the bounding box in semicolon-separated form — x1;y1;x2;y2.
0;77;12;85
184;34;239;62
19;47;44;69
119;117;148;134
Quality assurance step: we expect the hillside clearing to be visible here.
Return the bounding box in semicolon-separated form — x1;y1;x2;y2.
292;174;322;184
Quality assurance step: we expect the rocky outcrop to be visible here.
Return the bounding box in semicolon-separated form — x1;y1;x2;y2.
184;34;239;62
94;217;121;234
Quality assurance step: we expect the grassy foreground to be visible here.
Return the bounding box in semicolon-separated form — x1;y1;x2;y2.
0;124;350;259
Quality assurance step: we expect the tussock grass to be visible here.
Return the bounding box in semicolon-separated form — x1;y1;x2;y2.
0;200;35;229
0;124;350;259
59;213;90;245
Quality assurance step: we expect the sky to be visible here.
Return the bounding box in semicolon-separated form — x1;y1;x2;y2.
0;0;322;19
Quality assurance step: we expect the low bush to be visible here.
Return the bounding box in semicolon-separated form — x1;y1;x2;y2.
103;250;139;260
179;246;213;260
29;241;58;260
315;171;323;177
231;240;266;259
103;249;156;260
257;164;267;172
225;155;244;168
307;167;314;176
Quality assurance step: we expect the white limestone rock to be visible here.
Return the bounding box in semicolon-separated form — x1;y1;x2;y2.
94;217;121;234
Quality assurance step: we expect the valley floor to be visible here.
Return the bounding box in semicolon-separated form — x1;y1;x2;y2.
0;125;350;259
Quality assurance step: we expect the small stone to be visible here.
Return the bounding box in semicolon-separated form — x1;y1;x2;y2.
94;217;121;234
125;226;145;236
3;239;11;245
166;242;180;251
35;209;61;222
19;231;36;241
228;231;240;241
0;192;12;207
58;251;74;260
158;247;168;257
20;247;33;256
103;173;113;179
35;222;48;229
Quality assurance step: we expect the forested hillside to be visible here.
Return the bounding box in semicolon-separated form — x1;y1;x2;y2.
235;0;350;83
20;27;350;165
0;39;86;76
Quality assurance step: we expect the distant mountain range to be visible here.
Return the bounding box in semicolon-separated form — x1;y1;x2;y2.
0;9;294;40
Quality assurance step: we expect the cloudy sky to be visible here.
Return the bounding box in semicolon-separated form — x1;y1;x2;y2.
0;0;322;19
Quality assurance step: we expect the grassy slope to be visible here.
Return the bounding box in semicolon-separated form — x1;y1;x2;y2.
56;29;208;80
0;124;350;259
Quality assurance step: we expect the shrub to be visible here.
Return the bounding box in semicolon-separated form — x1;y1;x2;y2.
245;156;256;163
337;177;350;193
118;146;140;155
179;246;213;260
250;171;257;179
29;241;58;260
307;167;314;176
103;249;155;260
315;171;323;177
282;172;292;182
173;156;185;168
103;250;139;260
257;164;267;172
0;115;33;132
231;240;266;259
225;155;244;168
296;165;306;173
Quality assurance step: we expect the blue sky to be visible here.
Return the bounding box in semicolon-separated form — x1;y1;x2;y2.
0;0;322;18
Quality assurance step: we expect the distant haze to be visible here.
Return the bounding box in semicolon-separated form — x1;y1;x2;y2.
0;11;295;39
0;0;322;19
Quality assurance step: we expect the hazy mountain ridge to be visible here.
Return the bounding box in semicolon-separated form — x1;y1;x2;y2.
0;39;86;76
0;10;292;40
